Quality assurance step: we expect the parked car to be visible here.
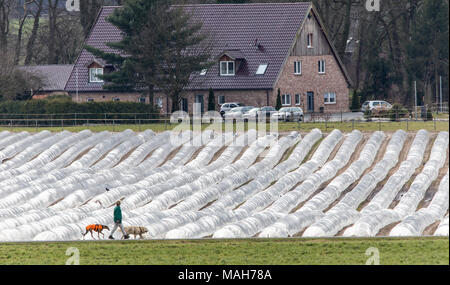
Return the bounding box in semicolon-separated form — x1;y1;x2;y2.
272;107;304;122
220;102;244;116
361;100;393;112
242;106;277;122
224;106;255;120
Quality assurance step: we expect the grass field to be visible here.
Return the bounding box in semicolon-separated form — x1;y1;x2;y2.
0;238;448;265
0;120;448;133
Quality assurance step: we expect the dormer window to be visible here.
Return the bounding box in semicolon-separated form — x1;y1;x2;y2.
220;61;235;76
89;67;104;83
200;69;208;76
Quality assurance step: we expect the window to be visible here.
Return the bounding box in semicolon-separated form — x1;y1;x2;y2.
295;94;301;105
89;68;104;83
294;61;302;75
156;98;163;108
282;94;291;106
256;64;268;75
324;92;336;104
113;98;120;102
200;69;208;76
139;97;146;103
318;60;326;74
220;61;235;76
86;98;94;102
219;95;226;105
307;33;313;48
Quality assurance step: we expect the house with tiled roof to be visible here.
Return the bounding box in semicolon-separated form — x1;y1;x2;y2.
65;2;352;113
18;65;74;99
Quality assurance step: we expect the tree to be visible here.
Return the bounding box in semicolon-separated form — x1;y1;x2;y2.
208;88;215;111
275;89;282;110
87;0;212;111
156;6;213;112
407;0;449;106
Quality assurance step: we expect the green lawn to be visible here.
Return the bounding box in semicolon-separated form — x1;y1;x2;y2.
0;120;448;133
0;237;448;265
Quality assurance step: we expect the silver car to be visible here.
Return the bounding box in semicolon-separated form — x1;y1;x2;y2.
243;106;277;122
224;106;255;120
361;100;392;112
272;107;304;122
220;102;244;116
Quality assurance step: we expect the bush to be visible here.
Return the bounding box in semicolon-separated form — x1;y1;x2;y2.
350;91;360;112
0;99;160;126
425;109;433;121
364;109;372;121
388;103;408;121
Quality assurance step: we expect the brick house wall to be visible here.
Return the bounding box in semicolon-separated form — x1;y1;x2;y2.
154;89;269;114
273;55;350;113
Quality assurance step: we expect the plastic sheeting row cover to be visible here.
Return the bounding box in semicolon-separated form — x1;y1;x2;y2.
287;130;407;238
344;130;448;237
0;129;448;242
210;131;363;239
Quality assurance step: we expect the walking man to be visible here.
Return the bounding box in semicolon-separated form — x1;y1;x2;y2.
109;201;130;240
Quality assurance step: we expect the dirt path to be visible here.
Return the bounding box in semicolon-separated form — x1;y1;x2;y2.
356;132;415;211
324;133;391;213
417;147;449;210
389;133;436;209
289;134;367;214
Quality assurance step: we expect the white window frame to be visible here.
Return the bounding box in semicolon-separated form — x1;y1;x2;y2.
294;61;302;75
220;61;235;76
307;33;313;48
86;98;94;102
89;68;104;83
324;92;336;104
112;98;120;102
282;94;291;106
295;94;301;105
318;60;326;74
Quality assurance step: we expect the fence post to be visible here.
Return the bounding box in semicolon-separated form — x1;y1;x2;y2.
434;118;436;132
352;119;355;131
113;119;115;132
406;119;409;131
35;119;38;132
61;119;64;131
379;119;381;132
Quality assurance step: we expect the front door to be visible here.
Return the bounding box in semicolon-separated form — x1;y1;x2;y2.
195;94;204;114
307;92;314;113
181;98;188;113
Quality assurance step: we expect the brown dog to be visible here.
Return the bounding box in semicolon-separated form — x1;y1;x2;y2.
122;226;148;239
82;224;110;240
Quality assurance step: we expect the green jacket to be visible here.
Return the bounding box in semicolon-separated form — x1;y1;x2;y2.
114;206;122;223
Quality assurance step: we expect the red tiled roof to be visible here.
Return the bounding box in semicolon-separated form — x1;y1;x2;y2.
66;3;312;92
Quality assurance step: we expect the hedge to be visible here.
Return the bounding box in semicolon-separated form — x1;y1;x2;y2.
0;97;160;126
